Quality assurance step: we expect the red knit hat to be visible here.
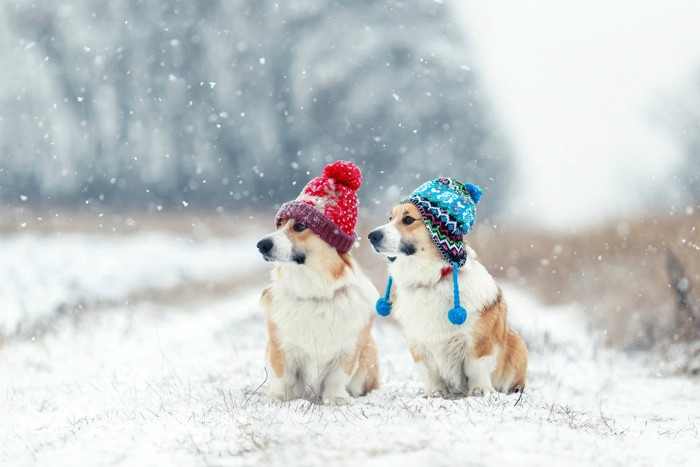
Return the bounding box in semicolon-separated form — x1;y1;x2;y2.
275;161;362;252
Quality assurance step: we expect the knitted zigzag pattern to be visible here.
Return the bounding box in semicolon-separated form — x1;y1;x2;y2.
411;197;466;266
404;177;477;267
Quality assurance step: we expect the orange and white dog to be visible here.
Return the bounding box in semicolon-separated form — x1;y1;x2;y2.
256;161;379;405
368;179;527;397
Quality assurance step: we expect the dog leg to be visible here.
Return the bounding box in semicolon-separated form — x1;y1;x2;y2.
409;347;448;397
266;320;299;401
347;328;380;397
417;361;449;397
321;363;353;406
464;355;495;397
266;343;297;402
267;364;299;402
346;367;366;398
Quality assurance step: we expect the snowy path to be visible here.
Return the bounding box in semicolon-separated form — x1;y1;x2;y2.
1;236;699;466
0;233;261;337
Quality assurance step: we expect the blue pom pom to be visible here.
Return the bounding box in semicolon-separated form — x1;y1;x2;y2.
465;183;482;205
448;306;467;325
376;298;392;316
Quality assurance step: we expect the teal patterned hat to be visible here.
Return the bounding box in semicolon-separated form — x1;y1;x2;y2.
402;177;482;267
376;177;484;326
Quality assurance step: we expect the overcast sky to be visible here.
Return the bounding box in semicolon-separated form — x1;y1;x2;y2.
453;0;700;229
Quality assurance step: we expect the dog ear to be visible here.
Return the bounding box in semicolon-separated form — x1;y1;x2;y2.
465;183;482;204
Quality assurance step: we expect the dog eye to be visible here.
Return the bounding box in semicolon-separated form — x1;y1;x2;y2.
293;222;307;232
402;216;415;225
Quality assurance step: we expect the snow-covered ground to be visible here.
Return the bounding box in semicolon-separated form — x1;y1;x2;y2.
1;233;699;466
0;233;261;336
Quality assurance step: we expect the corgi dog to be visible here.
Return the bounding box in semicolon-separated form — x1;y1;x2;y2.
256;161;379;405
368;181;527;397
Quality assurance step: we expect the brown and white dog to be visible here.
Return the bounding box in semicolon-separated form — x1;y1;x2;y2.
368;202;527;397
257;219;380;405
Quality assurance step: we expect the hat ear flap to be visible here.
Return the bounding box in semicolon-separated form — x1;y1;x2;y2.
465;183;482;205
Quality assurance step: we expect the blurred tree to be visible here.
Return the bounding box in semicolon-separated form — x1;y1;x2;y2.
666;70;700;208
0;0;511;216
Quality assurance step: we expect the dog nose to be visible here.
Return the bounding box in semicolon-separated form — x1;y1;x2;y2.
368;229;383;245
257;238;273;254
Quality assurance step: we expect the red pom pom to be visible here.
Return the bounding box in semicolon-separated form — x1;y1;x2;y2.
322;160;362;190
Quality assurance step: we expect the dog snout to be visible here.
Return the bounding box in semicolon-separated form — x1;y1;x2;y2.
257;238;273;254
368;229;384;246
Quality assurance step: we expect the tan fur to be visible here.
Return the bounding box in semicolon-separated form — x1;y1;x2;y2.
345;320;372;374
358;334;380;393
261;285;273;310
280;219;352;282
265;318;285;378
471;292;504;359
344;319;380;393
493;329;528;391
472;292;528;393
409;346;422;363
332;252;354;280
392;204;445;263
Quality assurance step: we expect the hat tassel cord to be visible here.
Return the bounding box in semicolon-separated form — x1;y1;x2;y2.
447;262;467;325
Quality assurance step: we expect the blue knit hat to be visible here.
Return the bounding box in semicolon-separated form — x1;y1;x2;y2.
376;177;482;325
404;177;481;267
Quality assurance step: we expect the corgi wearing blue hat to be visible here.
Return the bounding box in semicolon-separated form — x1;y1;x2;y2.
368;178;527;397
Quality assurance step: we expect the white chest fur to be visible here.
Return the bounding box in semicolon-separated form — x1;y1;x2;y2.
271;287;371;359
268;265;377;365
390;256;498;338
389;255;499;389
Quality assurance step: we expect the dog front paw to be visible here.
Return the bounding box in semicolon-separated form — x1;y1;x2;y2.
423;384;449;398
324;396;353;406
468;386;493;397
322;388;353;406
267;392;293;403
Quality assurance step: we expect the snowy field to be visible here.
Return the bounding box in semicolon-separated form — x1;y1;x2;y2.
0;233;261;337
1;233;699;466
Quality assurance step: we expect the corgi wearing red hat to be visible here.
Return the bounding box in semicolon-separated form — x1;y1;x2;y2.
256;161;380;405
369;178;527;397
